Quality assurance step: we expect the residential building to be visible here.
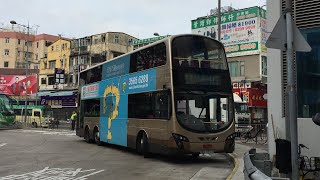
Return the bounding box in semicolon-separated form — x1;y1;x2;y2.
39;38;71;88
69;32;137;85
37;38;76;120
191;6;268;121
0;30;62;107
267;0;320;158
0;30;61;69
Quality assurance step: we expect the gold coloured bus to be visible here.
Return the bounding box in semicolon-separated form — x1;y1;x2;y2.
76;34;235;157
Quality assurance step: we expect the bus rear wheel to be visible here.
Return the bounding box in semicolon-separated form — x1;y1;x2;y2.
136;132;150;158
94;130;102;146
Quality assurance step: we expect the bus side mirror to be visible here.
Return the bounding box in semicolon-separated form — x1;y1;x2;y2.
312;113;320;126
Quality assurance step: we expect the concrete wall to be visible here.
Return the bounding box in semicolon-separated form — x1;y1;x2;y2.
228;54;261;82
267;0;283;158
267;0;320;158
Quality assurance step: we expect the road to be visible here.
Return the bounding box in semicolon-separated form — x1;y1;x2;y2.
0;129;233;180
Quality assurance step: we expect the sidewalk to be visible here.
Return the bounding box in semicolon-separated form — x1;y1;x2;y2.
227;141;267;180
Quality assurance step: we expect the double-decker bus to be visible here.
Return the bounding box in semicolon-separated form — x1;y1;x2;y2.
0;93;15;126
77;34;235;157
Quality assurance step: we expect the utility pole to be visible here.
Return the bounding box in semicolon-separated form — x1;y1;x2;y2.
285;0;299;179
10;20;31;126
217;0;221;41
25;21;30;125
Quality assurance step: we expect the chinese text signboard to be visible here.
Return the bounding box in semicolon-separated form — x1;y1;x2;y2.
131;35;169;46
0;75;37;96
191;7;262;57
260;8;267;53
232;82;267;107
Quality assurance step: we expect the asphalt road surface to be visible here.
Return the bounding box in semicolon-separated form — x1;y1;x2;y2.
0;129;233;180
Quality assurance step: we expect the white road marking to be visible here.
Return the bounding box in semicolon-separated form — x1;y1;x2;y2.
0;143;7;147
11;129;76;136
0;167;105;180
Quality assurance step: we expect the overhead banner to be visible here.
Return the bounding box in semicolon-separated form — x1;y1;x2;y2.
0;75;37;96
191;7;260;57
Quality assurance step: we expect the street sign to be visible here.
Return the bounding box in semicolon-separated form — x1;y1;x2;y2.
266;12;312;52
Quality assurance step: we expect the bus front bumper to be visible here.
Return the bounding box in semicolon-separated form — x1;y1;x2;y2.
168;133;235;154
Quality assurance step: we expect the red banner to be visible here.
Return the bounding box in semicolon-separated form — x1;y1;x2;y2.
233;83;267;108
0;75;38;96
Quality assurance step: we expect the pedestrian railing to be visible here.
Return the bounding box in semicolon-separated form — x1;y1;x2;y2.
243;149;289;180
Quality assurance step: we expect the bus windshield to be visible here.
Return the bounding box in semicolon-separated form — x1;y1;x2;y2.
175;92;233;133
172;35;233;133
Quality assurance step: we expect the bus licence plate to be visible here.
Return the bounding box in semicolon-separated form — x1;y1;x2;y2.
203;144;213;149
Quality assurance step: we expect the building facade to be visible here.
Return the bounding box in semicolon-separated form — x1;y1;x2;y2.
37;38;77;120
267;0;320;158
0;31;61;69
39;38;71;88
192;6;268;121
69;32;137;85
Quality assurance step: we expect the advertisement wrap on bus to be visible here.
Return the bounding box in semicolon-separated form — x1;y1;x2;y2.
82;69;157;146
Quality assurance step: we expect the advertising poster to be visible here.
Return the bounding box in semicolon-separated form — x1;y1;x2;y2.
260;8;267;53
191;7;260;57
0;75;38;96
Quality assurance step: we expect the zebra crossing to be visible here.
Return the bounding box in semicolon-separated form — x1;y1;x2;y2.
11;129;76;136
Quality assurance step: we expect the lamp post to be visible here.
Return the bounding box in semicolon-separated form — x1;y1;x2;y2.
10;20;30;125
217;0;221;41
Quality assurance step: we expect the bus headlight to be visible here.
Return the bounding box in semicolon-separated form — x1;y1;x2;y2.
172;133;189;142
226;133;236;141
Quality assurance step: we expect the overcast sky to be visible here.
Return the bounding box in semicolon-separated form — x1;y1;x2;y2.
1;0;265;39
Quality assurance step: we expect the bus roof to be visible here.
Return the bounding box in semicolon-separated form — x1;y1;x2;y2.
80;34;224;74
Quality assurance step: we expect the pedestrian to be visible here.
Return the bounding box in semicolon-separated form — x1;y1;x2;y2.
70;111;77;130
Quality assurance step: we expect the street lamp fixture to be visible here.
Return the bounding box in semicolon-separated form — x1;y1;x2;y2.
260;5;266;9
10;21;17;25
10;20;31;126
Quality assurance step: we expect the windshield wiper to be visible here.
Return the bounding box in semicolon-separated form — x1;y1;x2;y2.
198;107;205;118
